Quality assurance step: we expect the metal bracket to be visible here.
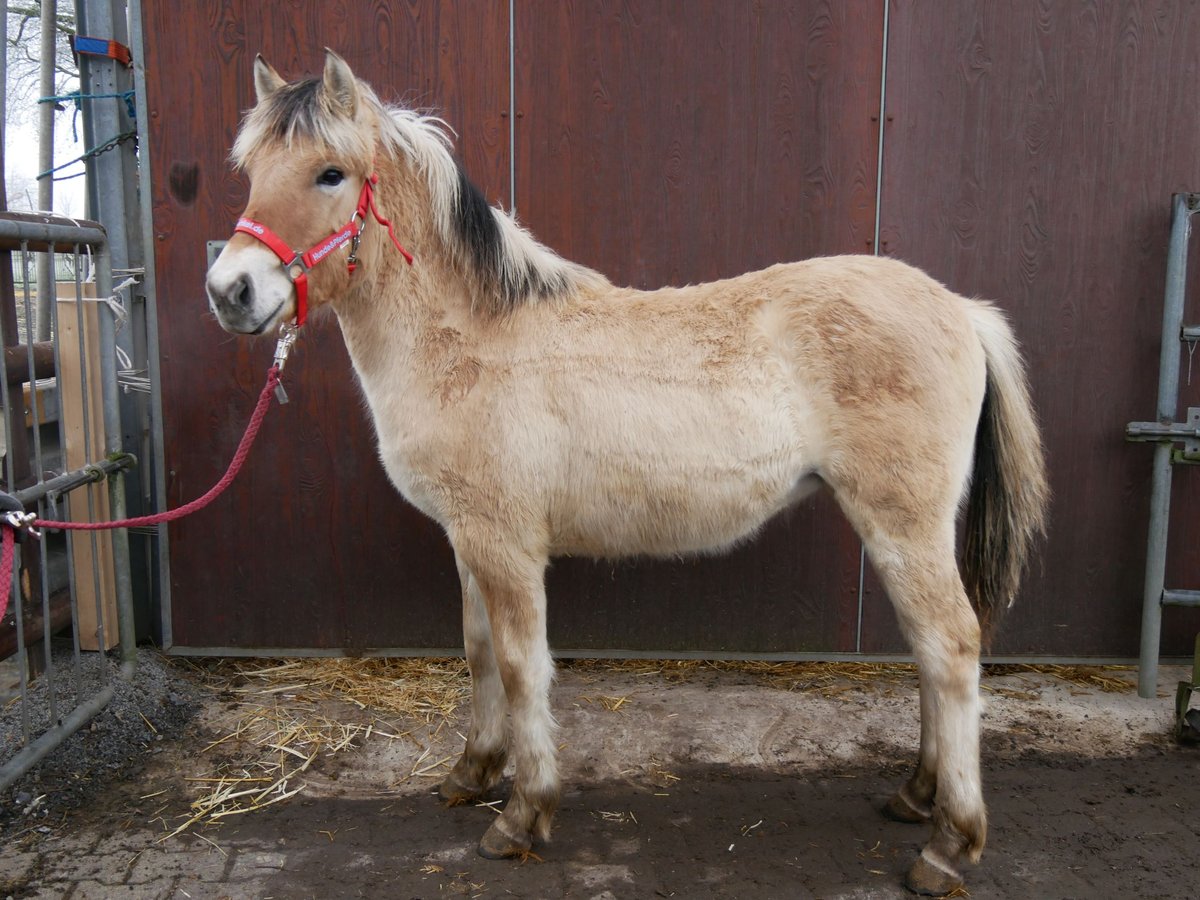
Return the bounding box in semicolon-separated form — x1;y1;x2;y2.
1125;407;1200;464
2;511;41;541
206;240;227;269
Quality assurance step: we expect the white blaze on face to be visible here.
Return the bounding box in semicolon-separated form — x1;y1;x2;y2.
205;241;297;335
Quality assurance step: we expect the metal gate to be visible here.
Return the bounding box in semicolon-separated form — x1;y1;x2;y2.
0;212;138;792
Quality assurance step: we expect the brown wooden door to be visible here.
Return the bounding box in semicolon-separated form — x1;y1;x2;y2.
143;0;1200;657
863;0;1200;656
144;2;512;651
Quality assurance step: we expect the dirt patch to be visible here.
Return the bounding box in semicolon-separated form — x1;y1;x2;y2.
1;657;1198;899
0;648;202;839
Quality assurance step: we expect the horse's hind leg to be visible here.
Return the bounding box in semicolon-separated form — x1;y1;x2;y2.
883;667;937;824
832;444;984;896
867;527;985;896
452;538;558;859
439;559;510;804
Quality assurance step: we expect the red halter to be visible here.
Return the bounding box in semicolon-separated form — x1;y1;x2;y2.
233;173;413;327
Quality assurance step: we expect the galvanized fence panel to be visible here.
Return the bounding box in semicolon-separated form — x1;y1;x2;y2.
0;212;137;792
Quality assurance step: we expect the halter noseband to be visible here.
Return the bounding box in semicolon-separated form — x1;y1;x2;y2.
233;173;413;327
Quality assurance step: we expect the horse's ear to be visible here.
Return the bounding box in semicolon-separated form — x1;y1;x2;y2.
322;49;359;118
253;55;286;103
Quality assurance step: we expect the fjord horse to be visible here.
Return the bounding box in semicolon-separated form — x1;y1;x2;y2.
206;51;1048;895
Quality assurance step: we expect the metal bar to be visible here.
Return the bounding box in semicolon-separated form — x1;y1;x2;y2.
162;643;1189;667
1126;420;1200;440
128;0;172;651
0;215;106;252
34;0;57;342
856;0;892;654
15;244;47;642
81;249;108;670
92;232;137;670
107;470;136;665
0;681;114;793
1138;193;1198;698
1162;589;1200;608
508;0;515;210
8;454;133;508
1182;325;1200;341
21;244;57;723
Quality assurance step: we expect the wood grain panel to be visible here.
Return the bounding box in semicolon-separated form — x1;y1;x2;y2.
864;0;1200;656
516;1;885;651
141;0;510;649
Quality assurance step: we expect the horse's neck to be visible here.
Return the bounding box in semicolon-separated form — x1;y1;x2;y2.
333;169;473;396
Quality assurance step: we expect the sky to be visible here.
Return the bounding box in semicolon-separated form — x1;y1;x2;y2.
6;107;89;218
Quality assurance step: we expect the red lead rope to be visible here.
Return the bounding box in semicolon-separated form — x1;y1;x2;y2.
0;366;283;624
2;173;416;624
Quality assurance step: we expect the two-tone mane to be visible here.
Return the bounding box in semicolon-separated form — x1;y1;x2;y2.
231;73;606;314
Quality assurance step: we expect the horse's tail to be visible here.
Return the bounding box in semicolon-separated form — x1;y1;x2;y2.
961;301;1049;639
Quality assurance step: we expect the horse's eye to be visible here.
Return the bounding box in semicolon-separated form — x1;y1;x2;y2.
317;168;344;187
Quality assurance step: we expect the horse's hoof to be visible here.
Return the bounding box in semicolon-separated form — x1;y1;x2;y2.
477;819;532;860
438;772;480;806
904;853;964;896
883;790;933;824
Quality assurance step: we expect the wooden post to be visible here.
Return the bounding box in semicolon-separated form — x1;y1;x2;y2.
56;286;117;651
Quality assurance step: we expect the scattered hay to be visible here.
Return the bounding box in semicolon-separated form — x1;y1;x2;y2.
564;658;918;698
984;664;1136;694
563;658;1138;696
218;657;471;721
162;658;472;842
161;655;1133;842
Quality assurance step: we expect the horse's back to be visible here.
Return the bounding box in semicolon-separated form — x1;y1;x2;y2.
512;255;987;557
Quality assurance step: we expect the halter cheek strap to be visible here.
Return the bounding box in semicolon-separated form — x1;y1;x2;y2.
233;173;413;328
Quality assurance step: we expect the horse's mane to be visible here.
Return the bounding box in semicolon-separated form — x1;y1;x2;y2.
233;77;606;313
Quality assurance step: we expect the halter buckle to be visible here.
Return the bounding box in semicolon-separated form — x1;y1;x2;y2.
285;254;310;282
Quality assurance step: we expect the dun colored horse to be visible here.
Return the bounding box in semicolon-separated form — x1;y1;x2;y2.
206;51;1048;895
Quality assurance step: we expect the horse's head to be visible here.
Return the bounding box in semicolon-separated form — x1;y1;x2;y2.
206;50;379;335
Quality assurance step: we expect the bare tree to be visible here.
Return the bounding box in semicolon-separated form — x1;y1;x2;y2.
5;2;80;337
5;2;77;127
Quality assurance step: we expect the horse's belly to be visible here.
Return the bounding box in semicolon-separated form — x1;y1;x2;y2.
550;464;817;558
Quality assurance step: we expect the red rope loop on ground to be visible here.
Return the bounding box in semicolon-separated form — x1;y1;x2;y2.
0;366;283;622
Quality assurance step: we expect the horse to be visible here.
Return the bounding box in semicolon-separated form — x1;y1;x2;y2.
205;50;1048;896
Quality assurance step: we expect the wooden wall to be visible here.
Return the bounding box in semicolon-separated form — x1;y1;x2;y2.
862;1;1200;655
142;0;1200;657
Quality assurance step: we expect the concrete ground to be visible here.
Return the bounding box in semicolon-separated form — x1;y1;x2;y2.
1;655;1198;899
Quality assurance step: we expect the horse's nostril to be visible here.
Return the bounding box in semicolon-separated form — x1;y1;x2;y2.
233;277;252;309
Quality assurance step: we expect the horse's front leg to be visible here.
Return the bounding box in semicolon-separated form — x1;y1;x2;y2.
439;558;510;804
453;539;558;858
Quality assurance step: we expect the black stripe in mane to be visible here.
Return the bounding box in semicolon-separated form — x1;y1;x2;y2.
454;165;504;282
452;165;573;310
